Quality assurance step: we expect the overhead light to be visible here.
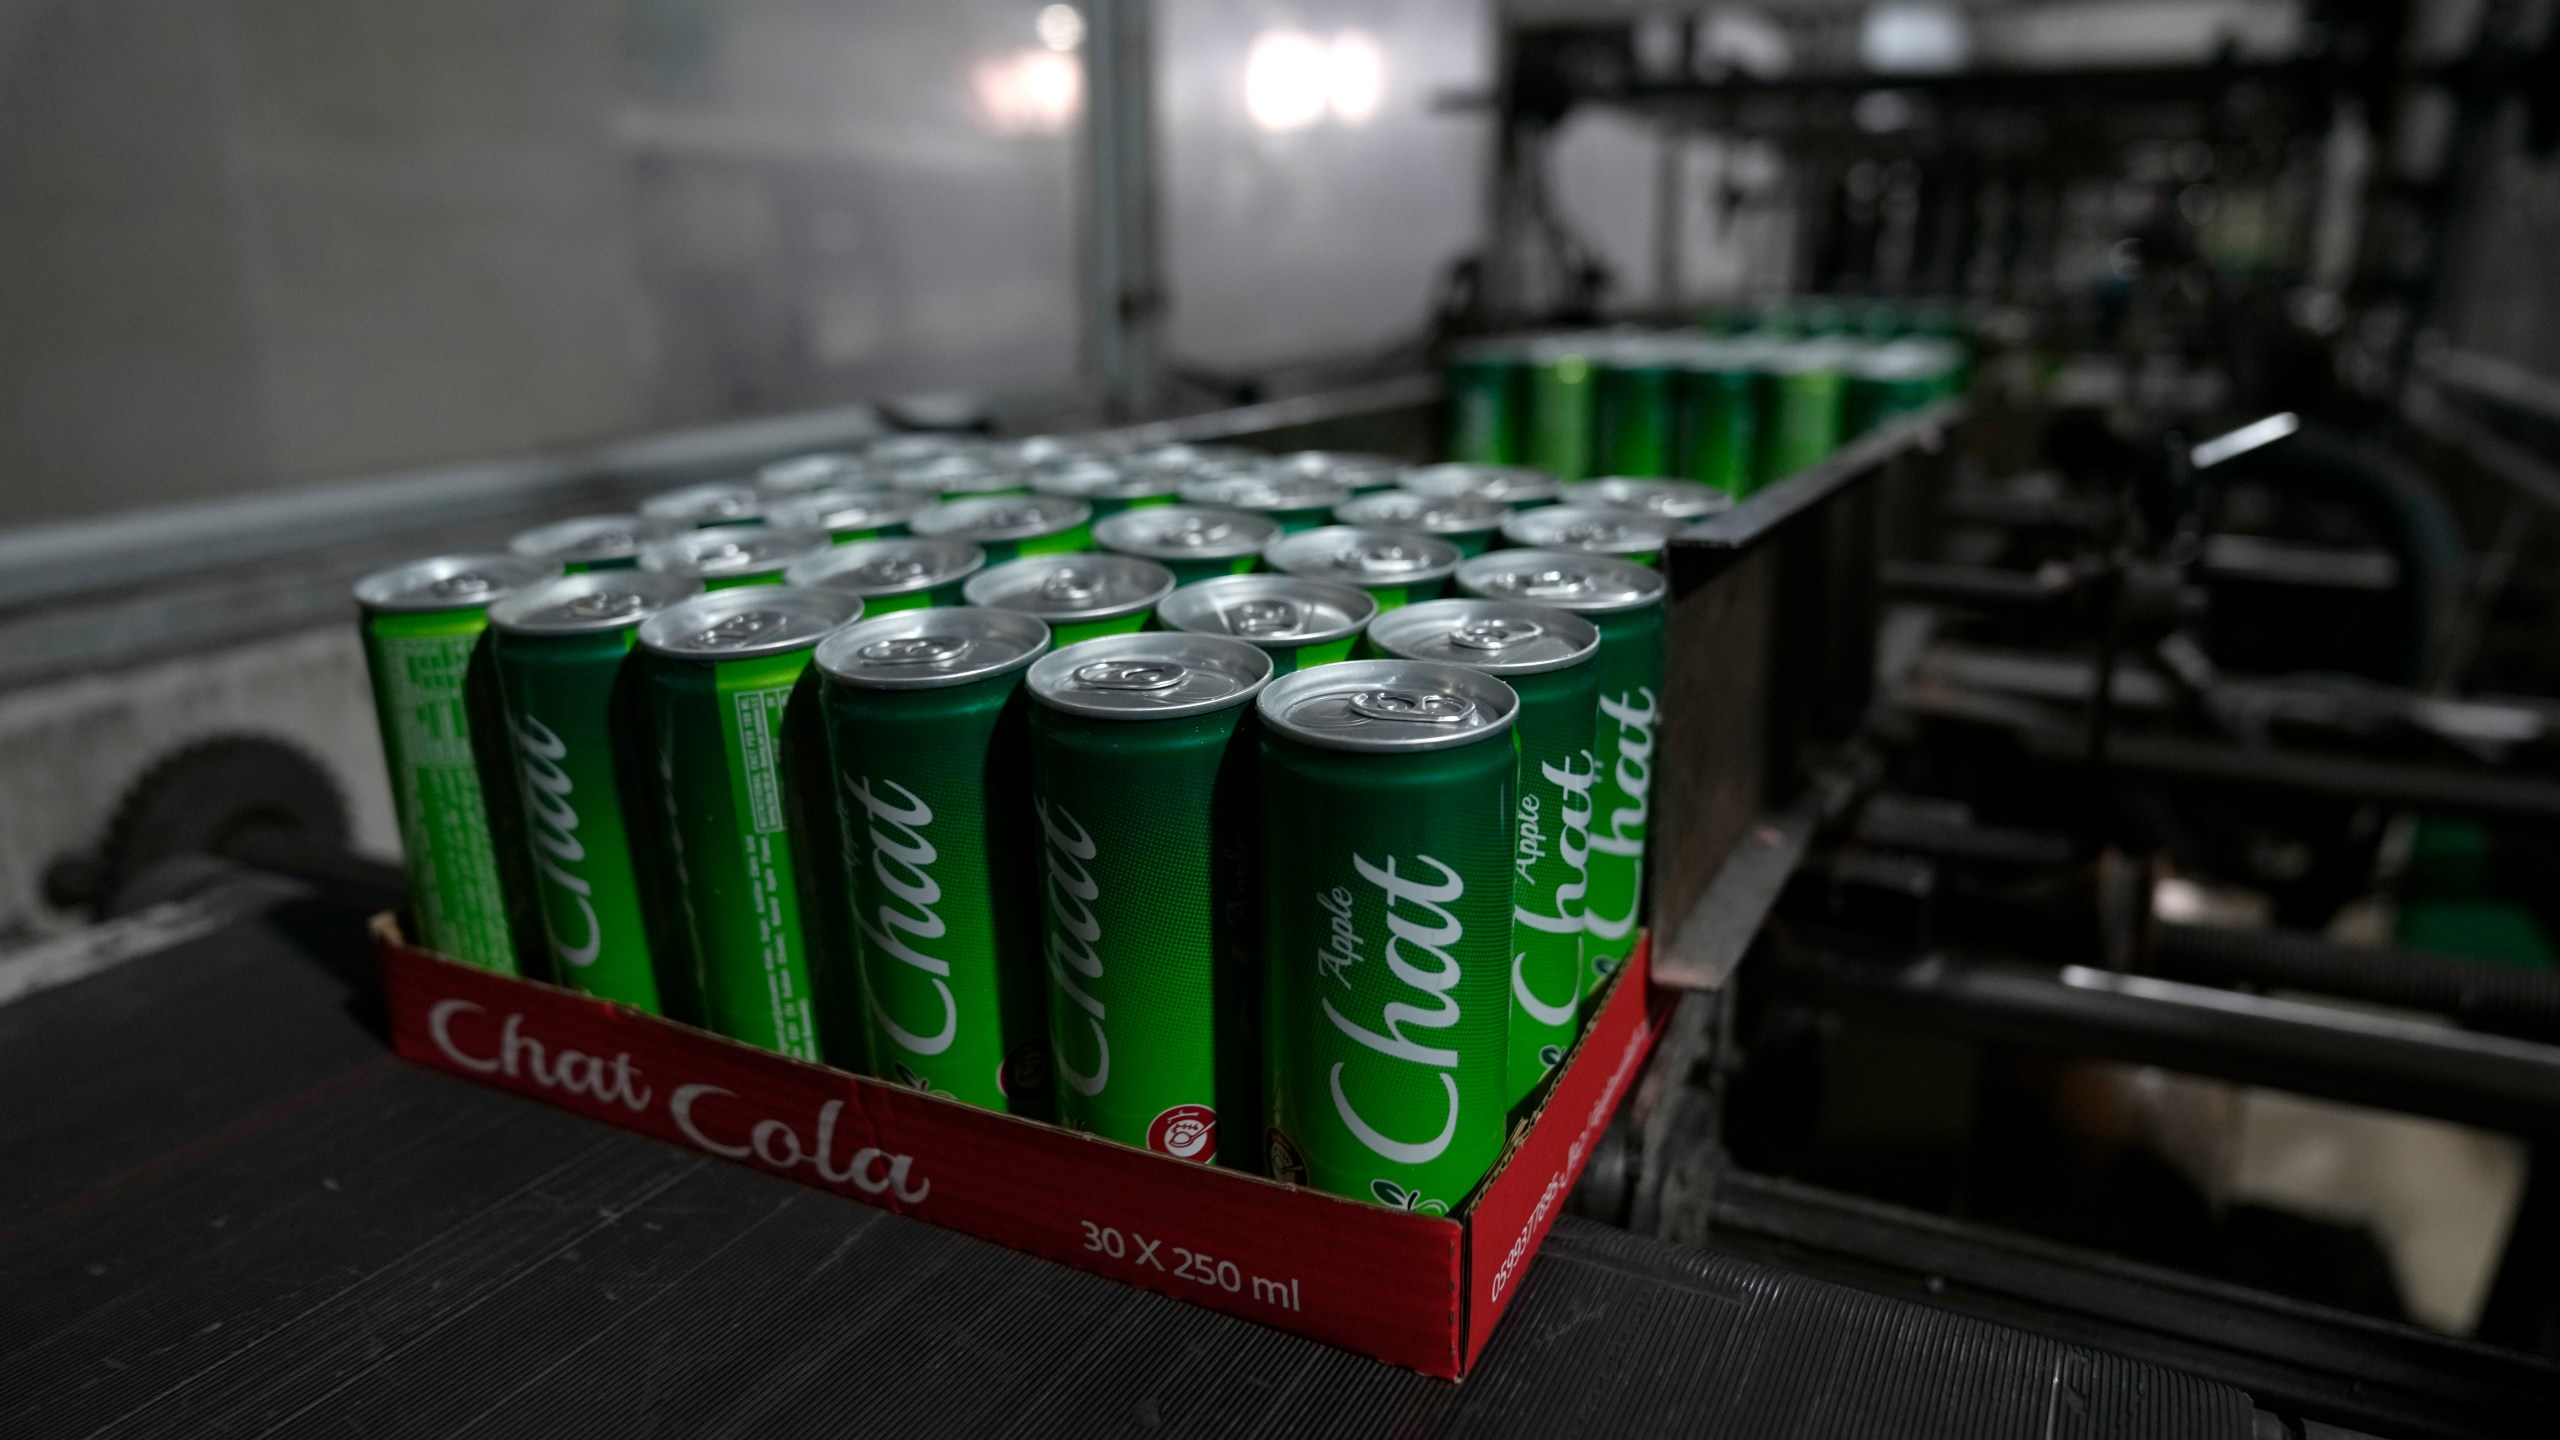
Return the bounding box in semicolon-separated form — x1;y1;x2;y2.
1245;31;1330;132
973;49;1082;135
1036;4;1084;52
1327;32;1383;124
1861;2;1969;75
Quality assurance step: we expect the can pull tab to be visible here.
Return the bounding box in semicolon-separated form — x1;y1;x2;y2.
565;590;650;621
1225;598;1302;636
1346;540;1428;574
1072;659;1187;691
1449;616;1543;651
1349;689;1475;724
854;557;929;586
860;634;970;667
1519;567;1598;600
694;609;788;648
1036;567;1106;604
1165;517;1235;549
695;539;754;569
429;573;497;600
570;530;639;556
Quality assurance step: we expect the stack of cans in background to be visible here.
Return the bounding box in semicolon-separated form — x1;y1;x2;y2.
354;427;1678;1217
1445;300;1968;493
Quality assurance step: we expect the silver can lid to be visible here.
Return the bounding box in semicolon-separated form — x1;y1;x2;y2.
963;553;1174;622
490;569;704;636
1093;504;1277;561
1263;526;1461;588
908;494;1090;541
1333;491;1508;535
508;513;683;566
1156;574;1377;648
865;433;979;467
1027;632;1273;721
766;486;930;534
1271;450;1406;491
815;605;1051;690
1257;659;1519;753
1124;441;1258;475
755;452;875;496
1002;434;1115;468
1499;504;1676;557
639;481;764;526
887;454;1025;496
1455;549;1666;613
1402;463;1559;507
1178;470;1352;514
1561;477;1733;521
784;536;987;597
1031;459;1182;504
637;524;833;581
354;553;561;614
636;584;862;661
1364;599;1600;676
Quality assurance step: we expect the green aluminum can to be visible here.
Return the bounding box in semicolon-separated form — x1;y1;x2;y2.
784;536;985;615
640;481;765;529
1095;504;1279;585
356;553;561;973
1559;478;1732;524
765;486;928;543
1754;343;1847;485
1527;339;1597;481
754;451;875;498
509;514;683;574
1366;600;1601;1106
1177;471;1351;535
1153;574;1375;674
636;586;865;1061
1458;551;1665;997
1333;491;1508;558
1257;660;1519;1212
1262;525;1460;613
1025;633;1274;1162
1674;342;1760;495
965;553;1176;645
1499;504;1677;567
1446;341;1527;465
909;494;1092;565
488;570;703;1012
1401;462;1559;511
816;606;1055;1114
638;524;831;590
1031;459;1182;517
1594;341;1677;479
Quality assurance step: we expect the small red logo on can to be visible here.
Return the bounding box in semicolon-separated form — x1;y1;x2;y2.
1147;1105;1217;1162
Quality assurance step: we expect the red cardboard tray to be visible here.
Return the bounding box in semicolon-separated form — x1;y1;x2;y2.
376;921;1665;1379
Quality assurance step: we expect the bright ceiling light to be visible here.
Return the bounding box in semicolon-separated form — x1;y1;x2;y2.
1036;4;1084;52
1326;31;1384;124
973;49;1081;135
1245;30;1329;132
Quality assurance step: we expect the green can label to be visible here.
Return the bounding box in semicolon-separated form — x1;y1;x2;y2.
829;679;1050;1115
1584;610;1664;993
1504;669;1601;1103
1264;737;1512;1214
497;633;661;1010
367;616;516;971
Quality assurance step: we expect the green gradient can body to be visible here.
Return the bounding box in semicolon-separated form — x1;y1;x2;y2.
817;608;1054;1114
356;554;561;972
1446;345;1525;464
489;572;702;1011
1528;344;1597;481
1755;349;1846;485
1457;552;1666;997
1257;661;1519;1214
637;588;862;1059
1595;351;1676;478
1026;635;1273;1162
1677;356;1760;495
1365;602;1601;1105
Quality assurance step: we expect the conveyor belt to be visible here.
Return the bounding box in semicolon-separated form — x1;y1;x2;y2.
0;903;2256;1439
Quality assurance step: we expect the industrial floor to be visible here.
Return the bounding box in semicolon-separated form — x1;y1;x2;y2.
1;898;2256;1439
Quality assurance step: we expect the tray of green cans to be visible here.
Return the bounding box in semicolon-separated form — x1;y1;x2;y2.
354;479;1678;1378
